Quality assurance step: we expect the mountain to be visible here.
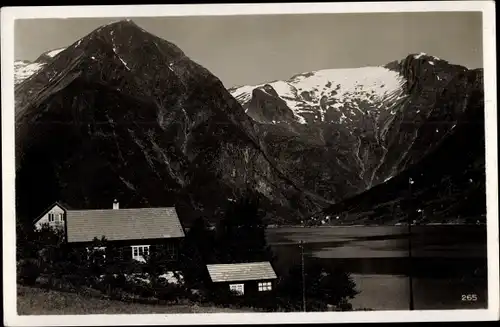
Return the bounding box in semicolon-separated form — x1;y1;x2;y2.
14;48;65;85
14;20;330;226
15;21;485;226
15;60;45;86
229;54;485;220
311;68;485;225
230;65;406;125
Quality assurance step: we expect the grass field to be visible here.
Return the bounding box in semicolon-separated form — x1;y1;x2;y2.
17;286;254;315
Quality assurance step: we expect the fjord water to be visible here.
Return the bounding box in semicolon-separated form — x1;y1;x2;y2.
266;225;487;310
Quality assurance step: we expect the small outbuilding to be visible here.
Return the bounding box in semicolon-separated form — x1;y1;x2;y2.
206;261;278;296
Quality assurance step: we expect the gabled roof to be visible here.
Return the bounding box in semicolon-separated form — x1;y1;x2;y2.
206;262;277;283
33;201;71;224
66;207;185;243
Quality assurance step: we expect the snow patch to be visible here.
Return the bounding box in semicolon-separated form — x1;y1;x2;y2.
414;52;427;59
14;61;45;84
112;46;131;71
119;57;130;70
46;48;65;57
429;61;435;66
230;85;254;104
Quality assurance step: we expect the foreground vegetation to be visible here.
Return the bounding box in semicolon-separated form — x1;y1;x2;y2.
17;285;253;315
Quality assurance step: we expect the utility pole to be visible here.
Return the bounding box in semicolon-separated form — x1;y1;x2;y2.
408;178;415;311
300;240;306;312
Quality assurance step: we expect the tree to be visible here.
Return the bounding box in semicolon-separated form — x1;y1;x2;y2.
277;261;359;311
214;193;274;264
16;224;84;287
144;243;178;278
84;237;108;279
178;217;216;289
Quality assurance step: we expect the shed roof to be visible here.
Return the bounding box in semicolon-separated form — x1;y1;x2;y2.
206;262;277;283
66;207;184;243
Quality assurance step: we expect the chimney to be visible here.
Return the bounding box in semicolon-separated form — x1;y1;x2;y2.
113;199;119;210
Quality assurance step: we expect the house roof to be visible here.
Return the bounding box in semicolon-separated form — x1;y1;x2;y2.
65;207;185;243
206;262;277;283
33;201;71;224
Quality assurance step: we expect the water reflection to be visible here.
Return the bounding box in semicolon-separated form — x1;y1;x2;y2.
267;225;487;311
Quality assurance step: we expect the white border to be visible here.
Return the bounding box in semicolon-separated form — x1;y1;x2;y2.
2;2;498;325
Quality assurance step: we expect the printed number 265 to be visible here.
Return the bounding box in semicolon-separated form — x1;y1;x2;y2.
461;294;478;302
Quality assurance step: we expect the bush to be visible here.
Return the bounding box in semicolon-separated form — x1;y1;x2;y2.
208;288;245;307
17;258;41;286
153;278;188;303
120;274;155;299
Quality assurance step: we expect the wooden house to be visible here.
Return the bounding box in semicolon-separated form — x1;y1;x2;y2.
36;200;185;263
206;262;278;296
33;201;71;231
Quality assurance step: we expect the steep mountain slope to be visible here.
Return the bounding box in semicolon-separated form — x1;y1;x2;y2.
229;54;484;206
14;61;45;86
15;20;329;226
14;48;65;85
311;67;485;225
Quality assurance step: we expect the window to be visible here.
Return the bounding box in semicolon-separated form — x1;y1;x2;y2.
48;213;55;222
165;242;177;260
258;281;272;292
131;245;150;262
229;283;244;295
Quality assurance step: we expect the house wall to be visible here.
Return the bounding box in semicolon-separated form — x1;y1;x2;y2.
35;204;66;230
214;279;277;297
68;238;183;265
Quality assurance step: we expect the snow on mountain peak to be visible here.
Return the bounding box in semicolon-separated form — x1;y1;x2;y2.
46;48;65;58
230;66;407;124
14;61;45;85
413;52;441;62
414;52;427;59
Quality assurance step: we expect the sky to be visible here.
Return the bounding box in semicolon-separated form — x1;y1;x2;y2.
15;12;483;89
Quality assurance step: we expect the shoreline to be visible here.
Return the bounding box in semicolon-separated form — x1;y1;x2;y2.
265;223;486;229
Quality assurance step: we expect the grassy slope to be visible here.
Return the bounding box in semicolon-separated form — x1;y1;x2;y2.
17;286;254;315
